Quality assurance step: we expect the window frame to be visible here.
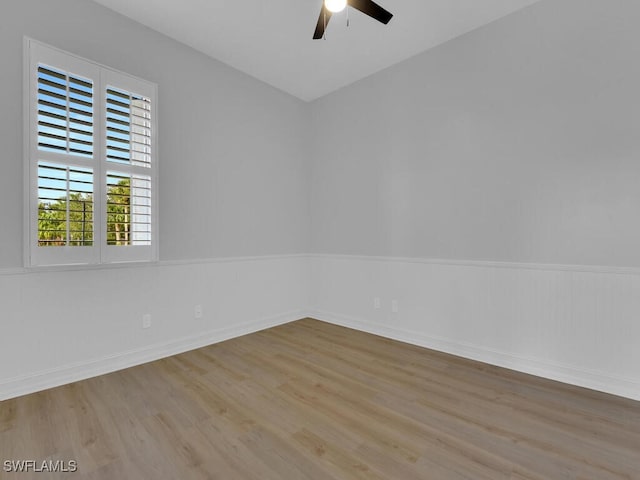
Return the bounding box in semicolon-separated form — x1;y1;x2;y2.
24;38;158;268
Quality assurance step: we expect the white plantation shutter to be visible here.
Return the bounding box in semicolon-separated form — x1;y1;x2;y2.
37;66;94;157
37;163;94;247
106;88;152;167
36;66;95;250
28;42;100;266
106;172;152;246
26;39;157;267
102;69;156;263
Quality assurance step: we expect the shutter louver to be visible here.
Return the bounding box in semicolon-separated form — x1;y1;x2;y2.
37;66;94;158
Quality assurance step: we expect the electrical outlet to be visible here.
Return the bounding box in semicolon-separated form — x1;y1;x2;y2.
391;300;399;313
194;304;203;319
142;313;151;329
373;297;381;309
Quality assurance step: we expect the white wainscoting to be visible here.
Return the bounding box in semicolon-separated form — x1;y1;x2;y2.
0;255;308;400
308;254;640;401
4;253;640;402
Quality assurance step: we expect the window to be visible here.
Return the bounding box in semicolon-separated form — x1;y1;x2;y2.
25;39;157;266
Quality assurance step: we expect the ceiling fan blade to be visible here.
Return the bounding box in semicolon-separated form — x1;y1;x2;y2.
348;0;393;24
313;5;333;39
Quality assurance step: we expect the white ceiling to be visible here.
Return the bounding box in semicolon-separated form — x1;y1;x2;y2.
92;0;540;101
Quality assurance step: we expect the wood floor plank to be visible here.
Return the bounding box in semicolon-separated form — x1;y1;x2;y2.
1;318;638;479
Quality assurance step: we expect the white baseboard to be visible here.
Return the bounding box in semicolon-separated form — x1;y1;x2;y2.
0;310;305;401
308;309;640;402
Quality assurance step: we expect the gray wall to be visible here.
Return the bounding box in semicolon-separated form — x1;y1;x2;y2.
310;0;640;267
0;0;310;268
4;0;638;269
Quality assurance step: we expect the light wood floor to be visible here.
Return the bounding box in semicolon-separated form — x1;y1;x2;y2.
1;319;639;479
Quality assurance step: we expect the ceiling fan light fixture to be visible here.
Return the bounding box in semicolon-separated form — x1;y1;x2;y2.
314;0;392;39
324;0;347;13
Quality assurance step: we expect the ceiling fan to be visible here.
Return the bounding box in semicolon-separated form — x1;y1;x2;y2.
313;0;393;39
